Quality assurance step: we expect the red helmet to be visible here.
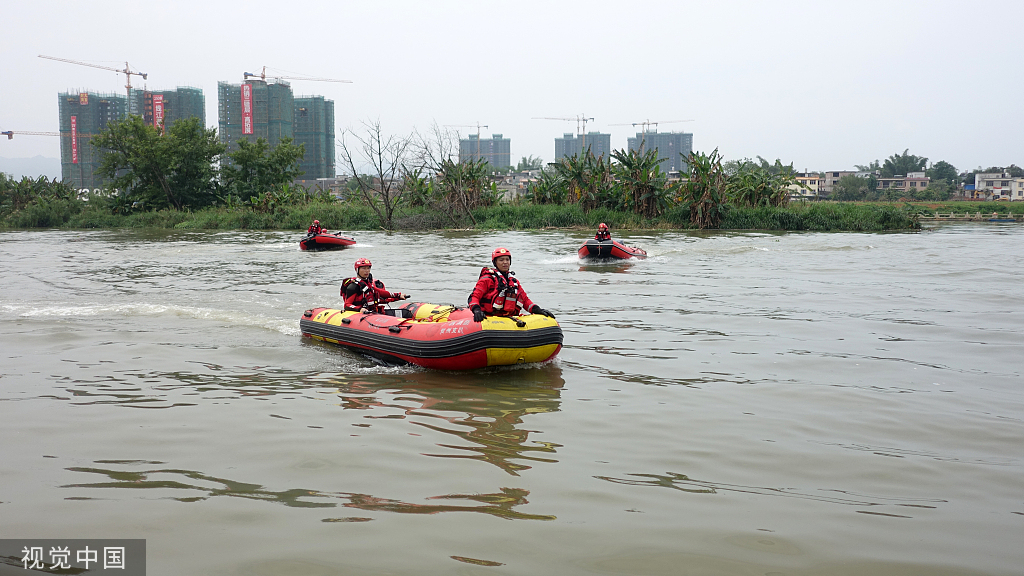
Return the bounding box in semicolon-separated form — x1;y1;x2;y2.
314;220;320;224
598;222;608;231
491;247;512;265
353;257;372;271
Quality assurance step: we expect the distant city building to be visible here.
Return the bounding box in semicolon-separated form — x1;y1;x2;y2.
970;170;1024;200
821;171;858;196
132;87;205;132
626;130;693;172
218;80;294;158
554;132;612;160
877;171;930;195
792;172;821;199
820;170;880;197
58;90;127;189
293;96;335;179
459;134;511;168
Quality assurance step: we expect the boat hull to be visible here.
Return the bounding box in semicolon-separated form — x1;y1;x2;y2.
577;238;647;260
300;233;357;251
300;303;562;370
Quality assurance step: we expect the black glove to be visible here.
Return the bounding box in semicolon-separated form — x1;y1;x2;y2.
531;305;555;318
472;306;485;322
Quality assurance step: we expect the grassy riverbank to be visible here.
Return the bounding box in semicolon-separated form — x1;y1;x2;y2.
1;200;922;232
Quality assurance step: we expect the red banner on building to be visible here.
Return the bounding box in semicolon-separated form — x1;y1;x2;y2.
152;94;164;130
241;82;253;135
70;115;78;164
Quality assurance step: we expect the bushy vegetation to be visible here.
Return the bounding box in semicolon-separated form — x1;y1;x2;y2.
1;118;924;232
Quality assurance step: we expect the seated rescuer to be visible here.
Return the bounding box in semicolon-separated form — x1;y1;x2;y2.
307;220;324;235
341;258;409;314
595;222;611;241
468;247;555;322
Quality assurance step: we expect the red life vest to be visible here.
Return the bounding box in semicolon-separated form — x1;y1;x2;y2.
341;275;386;312
595;231;611;241
476;267;525;316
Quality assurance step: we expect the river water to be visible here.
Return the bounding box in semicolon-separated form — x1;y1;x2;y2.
1;224;1021;575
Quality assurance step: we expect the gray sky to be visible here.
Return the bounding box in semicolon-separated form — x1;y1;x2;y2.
2;0;1022;174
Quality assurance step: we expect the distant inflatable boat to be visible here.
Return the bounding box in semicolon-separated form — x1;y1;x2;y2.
300;303;563;370
300;233;357;251
577;238;647;260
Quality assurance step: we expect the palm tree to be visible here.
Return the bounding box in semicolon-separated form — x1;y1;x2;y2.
611;148;668;217
679;149;728;229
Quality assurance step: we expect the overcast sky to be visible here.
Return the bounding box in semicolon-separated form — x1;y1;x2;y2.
2;0;1022;174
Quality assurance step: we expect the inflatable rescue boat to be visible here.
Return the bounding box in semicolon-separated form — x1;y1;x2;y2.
300;303;563;370
300;232;357;251
577;238;647;260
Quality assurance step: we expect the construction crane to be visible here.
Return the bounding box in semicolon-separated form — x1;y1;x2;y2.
2;130;60;140
610;119;694;152
243;66;352;84
533;114;595;150
444;122;489;162
38;55;148;100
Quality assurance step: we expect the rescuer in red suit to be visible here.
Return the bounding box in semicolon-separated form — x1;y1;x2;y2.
307;220;324;235
595;222;611;241
341;258;409;314
468;247;555;322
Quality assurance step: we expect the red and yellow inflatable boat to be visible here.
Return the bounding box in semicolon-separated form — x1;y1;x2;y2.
300;303;563;370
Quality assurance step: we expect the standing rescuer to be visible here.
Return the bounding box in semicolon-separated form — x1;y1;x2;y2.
307;220;324;235
468;247;555;322
595;222;611;241
341;258;409;314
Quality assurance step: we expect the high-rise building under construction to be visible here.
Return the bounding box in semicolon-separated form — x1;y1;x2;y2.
627;130;693;173
459;134;511;169
554;132;612;160
58;90;127;189
218;80;294;157
293;96;335;179
132;87;205;132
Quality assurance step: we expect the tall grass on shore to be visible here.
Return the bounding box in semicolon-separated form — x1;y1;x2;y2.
2;198;920;232
722;202;920;231
912;202;1024;216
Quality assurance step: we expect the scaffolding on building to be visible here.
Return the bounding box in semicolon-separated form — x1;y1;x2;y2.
293;95;335;179
58;90;127;189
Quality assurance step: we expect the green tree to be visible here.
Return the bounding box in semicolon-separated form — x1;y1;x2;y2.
855;160;881;173
680;149;728;229
516;155;544;171
729;161;796;207
525;168;567;205
919;180;951;201
94;116;226;210
551;150;613;211
831;175;868;201
881;149;927;177
221;137;305;203
926;160;958;186
611;147;668;217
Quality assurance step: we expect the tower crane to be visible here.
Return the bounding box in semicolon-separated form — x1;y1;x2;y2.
38;55;148;100
2;130;60;140
609;119;694;152
533;114;595;150
444;122;489;162
243;66;352;84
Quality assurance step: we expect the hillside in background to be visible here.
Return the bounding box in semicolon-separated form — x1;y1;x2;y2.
0;156;61;180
